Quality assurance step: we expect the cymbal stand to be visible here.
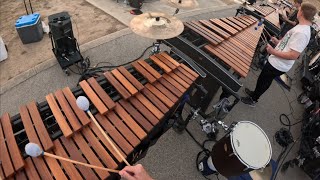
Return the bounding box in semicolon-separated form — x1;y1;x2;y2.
172;0;182;16
151;40;162;54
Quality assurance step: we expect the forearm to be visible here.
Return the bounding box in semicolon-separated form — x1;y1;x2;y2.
285;19;297;26
271;50;299;60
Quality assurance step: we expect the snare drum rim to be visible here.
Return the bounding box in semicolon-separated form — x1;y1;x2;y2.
230;121;272;169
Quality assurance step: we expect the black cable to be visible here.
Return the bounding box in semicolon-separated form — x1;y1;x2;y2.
274;90;303;178
94;45;153;69
279;114;303;131
272;136;301;180
276;147;287;163
93;61;114;67
76;45;153;83
278;84;303;121
185;128;205;151
67;67;82;75
312;172;320;180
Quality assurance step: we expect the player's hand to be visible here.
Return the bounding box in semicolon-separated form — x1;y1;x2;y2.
271;36;279;45
119;164;153;180
282;15;288;21
266;44;274;55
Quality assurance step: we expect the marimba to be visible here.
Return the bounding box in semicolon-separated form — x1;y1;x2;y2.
0;52;199;180
164;15;264;110
236;3;281;35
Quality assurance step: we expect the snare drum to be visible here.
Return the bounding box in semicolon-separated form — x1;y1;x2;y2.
211;121;272;177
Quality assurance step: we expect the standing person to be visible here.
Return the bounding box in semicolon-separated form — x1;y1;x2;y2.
241;3;318;107
280;0;303;38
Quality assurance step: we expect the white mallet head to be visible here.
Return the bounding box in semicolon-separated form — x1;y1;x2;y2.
76;96;90;111
25;143;43;157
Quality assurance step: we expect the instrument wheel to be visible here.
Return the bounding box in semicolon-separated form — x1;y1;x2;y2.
172;115;186;134
64;69;70;76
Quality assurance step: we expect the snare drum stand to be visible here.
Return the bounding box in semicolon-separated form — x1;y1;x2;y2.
172;83;208;133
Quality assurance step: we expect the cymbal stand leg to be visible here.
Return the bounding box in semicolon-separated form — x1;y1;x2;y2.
173;8;180;16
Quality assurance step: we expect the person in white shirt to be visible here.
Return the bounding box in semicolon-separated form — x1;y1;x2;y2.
242;2;318;107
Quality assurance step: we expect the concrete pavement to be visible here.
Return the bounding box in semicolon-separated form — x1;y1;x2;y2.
85;0;228;25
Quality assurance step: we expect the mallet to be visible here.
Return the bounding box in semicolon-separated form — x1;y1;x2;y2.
25;143;119;173
254;18;264;31
76;96;131;166
254;19;269;44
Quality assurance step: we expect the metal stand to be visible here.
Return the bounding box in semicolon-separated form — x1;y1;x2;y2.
164;36;241;112
151;41;161;54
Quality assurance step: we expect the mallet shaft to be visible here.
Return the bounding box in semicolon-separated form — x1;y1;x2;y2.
87;111;131;166
43;152;119;173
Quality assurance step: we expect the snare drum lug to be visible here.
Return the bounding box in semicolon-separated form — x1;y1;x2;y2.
228;153;234;157
243;167;249;171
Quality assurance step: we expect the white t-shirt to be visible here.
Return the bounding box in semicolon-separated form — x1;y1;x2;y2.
268;25;311;72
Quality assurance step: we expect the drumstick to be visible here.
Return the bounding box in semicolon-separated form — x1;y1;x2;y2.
263;28;272;38
261;31;268;44
76;96;131;166
25;143;119;173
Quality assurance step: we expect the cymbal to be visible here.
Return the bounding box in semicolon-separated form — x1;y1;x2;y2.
249;165;273;180
129;12;184;39
160;0;199;10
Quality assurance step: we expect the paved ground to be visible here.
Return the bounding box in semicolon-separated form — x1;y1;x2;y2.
0;0;126;86
0;3;310;180
86;0;231;25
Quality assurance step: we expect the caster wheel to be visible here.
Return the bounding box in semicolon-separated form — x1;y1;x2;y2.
64;69;70;76
172;116;186;134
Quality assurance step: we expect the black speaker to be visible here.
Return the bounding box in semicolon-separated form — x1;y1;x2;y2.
48;12;82;73
48;12;72;39
49;12;77;56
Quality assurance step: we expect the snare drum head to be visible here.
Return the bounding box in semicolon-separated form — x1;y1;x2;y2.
230;121;272;169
